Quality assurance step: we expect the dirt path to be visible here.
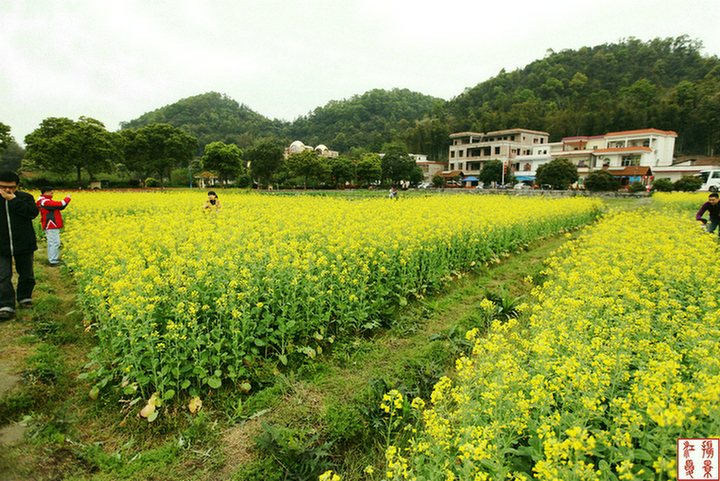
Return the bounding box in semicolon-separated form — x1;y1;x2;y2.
0;247;68;446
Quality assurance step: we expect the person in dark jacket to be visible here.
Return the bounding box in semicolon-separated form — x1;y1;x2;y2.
696;192;720;234
0;171;39;320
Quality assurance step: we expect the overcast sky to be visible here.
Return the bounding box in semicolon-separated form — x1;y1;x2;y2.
1;0;719;146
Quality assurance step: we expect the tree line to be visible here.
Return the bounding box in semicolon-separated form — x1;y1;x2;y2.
3;116;423;189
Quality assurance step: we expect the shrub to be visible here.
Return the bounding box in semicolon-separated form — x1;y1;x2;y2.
170;168;192;187
583;169;619;191
651;178;674;192
673;175;702;192
628;181;647;193
145;177;158;188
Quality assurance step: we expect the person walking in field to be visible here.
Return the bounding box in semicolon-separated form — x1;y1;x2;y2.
0;171;39;320
696;192;720;234
37;187;72;267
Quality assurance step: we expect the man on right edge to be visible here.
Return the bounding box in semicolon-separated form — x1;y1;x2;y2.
696;192;720;235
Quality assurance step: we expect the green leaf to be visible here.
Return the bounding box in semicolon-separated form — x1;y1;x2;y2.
208;377;222;389
633;449;653;461
181;379;191;390
89;385;99;400
147;410;158;422
163;389;175;400
279;354;288;366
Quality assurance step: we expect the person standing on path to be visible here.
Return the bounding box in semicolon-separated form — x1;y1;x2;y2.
0;171;39;321
37;187;72;266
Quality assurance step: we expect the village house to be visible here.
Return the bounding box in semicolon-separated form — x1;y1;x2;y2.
446;128;700;188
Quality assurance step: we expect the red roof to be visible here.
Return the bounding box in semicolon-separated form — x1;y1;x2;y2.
605;128;677;137
606;166;652;176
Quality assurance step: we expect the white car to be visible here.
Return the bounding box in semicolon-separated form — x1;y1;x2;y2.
514;183;531;190
417;182;432;189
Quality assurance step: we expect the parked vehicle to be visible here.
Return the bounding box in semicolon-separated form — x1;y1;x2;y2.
514;183;531;190
698;169;720;192
417;182;432;189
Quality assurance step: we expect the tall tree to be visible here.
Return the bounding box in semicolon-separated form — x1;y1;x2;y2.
122;123;198;188
0;140;26;172
355;153;382;187
328;155;356;188
478;159;506;185
535;158;579;189
202;142;243;184
381;143;417;184
24;117;120;188
287;149;328;188
247;142;285;189
0;122;12;152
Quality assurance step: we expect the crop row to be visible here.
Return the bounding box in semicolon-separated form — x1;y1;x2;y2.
382;207;720;480
62;191;603;410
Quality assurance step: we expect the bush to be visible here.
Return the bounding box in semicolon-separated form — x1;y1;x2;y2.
145;177;159;188
583;170;619;192
673;175;702;192
170;168;192;187
651;178;674;192
235;173;252;189
628;181;647;193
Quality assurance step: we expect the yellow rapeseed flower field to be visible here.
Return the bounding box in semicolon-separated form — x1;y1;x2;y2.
62;191;602;410
387;207;720;480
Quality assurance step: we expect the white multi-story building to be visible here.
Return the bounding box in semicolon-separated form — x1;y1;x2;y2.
448;129;550;176
502;128;684;186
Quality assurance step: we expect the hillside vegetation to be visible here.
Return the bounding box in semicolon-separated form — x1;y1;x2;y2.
116;36;719;160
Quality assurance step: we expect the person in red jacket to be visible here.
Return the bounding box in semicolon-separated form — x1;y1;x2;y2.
37;187;72;267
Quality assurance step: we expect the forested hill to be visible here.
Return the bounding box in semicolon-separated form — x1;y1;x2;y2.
286;89;444;158
119;92;287;153
120;36;719;159
446;36;719;155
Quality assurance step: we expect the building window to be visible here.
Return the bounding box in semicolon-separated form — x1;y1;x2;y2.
495;147;501;155
450;163;454;170
450;151;455;158
510;135;515;141
459;150;464;157
621;155;641;166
